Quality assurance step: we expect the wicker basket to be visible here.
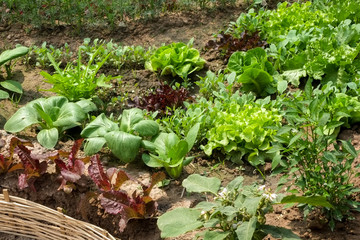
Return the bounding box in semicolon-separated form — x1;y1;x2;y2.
0;189;117;240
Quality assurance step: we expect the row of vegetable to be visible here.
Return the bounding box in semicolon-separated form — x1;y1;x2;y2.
1;0;360;239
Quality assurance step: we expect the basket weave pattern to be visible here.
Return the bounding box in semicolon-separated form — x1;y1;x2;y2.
0;190;116;240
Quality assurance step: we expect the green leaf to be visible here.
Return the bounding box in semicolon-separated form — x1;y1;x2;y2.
235;216;257;240
185;123;200;151
0;46;29;66
105;131;142;163
226;176;244;192
4;104;40;132
281;69;307;87
76;99;97;113
53;103;85;129
142;154;164;168
289;132;303;146
133;120;159;137
0;90;9;99
182;174;221;195
323;152;337;163
81;113;119;138
238;68;273;96
168;140;189;165
341;140;358;158
83;137;107;155
37;128;59;149
277;80;288;94
227;51;246;74
204;231;229;240
0;80;23;94
120;108;143;132
157;208;202;238
262;225;300;240
280;195;333;208
243;197;262;215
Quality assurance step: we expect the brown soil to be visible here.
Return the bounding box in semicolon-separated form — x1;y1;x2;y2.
1;2;360;240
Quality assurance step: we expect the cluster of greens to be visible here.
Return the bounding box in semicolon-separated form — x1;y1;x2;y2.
227;47;277;97
145;39;206;80
228;1;360;90
203;99;281;166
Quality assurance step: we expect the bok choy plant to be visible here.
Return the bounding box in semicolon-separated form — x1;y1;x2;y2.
142;123;200;179
81;108;159;163
4;96;96;149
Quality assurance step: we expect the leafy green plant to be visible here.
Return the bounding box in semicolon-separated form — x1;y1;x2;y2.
0;45;29;99
202;96;282;166
273;84;360;230
227;48;276;97
145;39;206;80
158;174;300;240
40;45;119;101
81;108;159;163
142;123;200;179
4;96;96;149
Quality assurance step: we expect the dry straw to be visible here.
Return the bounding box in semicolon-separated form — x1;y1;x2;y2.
0;189;117;240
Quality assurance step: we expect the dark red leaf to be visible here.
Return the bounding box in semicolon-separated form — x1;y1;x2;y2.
68;138;84;168
54;159;68;171
135;84;191;116
88;155;111;191
205;31;268;62
60;169;81;182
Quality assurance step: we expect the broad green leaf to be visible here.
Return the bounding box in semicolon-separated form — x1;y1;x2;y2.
280;195;333;208
0;90;9;99
242;197;262;215
81;113;119;138
37;128;58;149
226;176;244;192
105;131;142;163
195;201;217;211
142;154;164;168
83;137;107;155
182;174;221;194
277;79;288;94
133;120;159;137
4;105;40;132
53;103;85;129
262;225;301;240
0;46;29;66
168;140;188;165
235;216;257;240
76;99;97;113
204;231;229;240
185;123;200;151
281;69;307;87
0;80;23;94
227;51;246;74
157;208;202;238
238;68;273;96
120;108;143;132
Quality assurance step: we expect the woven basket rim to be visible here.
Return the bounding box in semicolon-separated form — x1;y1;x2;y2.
0;189;118;240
